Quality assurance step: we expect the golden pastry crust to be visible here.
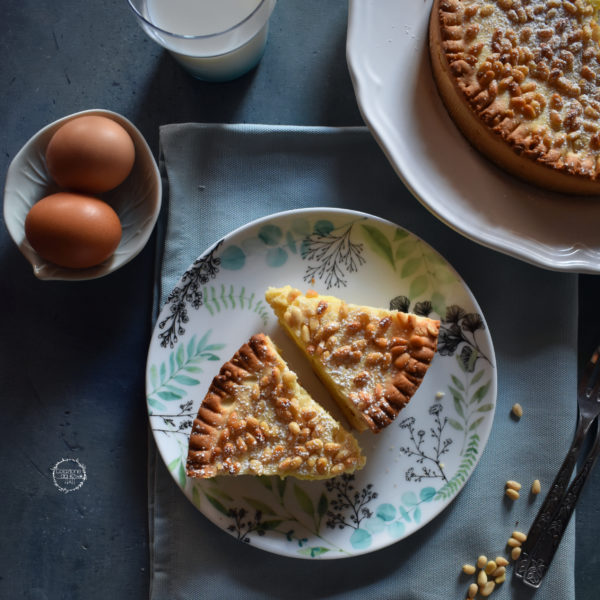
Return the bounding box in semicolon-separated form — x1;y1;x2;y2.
429;0;600;194
186;333;365;479
265;286;440;434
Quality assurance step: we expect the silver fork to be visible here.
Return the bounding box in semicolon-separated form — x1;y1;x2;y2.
514;345;600;588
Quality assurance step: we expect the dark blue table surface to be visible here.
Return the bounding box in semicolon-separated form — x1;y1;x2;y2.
1;1;599;598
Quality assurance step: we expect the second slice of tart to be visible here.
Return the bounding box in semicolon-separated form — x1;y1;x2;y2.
186;333;365;480
265;286;440;434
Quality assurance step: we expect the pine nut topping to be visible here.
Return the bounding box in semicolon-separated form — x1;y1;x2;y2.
249;459;263;474
324;442;341;455
314;457;328;474
289;456;303;469
278;457;292;470
306;455;317;468
331;463;345;476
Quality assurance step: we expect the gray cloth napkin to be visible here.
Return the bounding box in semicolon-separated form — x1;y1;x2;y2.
150;123;577;599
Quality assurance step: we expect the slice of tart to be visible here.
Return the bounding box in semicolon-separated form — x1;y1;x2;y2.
186;333;365;480
429;0;600;194
265;286;440;434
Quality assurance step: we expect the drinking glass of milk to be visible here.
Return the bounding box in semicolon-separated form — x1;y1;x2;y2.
127;0;277;81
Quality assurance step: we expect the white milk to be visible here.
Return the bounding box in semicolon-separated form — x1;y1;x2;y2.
143;0;274;81
148;0;261;36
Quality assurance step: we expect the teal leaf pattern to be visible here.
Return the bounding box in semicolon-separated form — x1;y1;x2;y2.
298;546;331;558
361;224;395;270
258;224;283;246
266;247;288;267
294;484;315;517
167;456;187;490
314;220;335;236
220;245;246;270
361;485;437;548
445;360;493;454
147;331;225;414
435;435;480;501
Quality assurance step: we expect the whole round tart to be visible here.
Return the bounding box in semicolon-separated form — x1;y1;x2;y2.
429;0;600;194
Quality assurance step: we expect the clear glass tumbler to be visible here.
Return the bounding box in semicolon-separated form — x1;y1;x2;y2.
127;0;277;82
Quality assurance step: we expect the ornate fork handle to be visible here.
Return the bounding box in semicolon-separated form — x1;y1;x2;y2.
516;429;600;588
514;412;592;580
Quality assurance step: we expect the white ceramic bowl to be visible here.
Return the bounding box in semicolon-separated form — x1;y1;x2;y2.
3;109;161;281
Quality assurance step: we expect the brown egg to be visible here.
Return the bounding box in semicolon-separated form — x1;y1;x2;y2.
25;193;122;269
45;115;135;193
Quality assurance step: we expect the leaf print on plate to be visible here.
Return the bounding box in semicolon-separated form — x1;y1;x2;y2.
301;219;366;288
158;241;222;348
435;434;480;501
360;486;438;549
147;331;225;413
220;223;297;272
398;402;452;484
324;474;379;550
146;208;497;559
201;284;270;325
361;223;395;270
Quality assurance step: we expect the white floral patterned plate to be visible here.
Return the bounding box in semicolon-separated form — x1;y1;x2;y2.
146;208;497;559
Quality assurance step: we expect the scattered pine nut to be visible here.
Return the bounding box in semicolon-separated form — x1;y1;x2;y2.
505;488;520;500
492;566;506;578
467;583;478;598
462;564;476;575
511;546;522;560
495;556;509;567
506;480;522;491
480;581;496;597
531;479;541;495
477;555;487;568
485;560;497;575
495;573;506;584
512;530;527;543
477;569;488;586
511;403;523;418
507;537;522;547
